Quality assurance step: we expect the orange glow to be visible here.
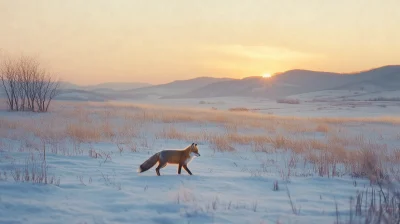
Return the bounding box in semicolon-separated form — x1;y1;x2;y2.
0;1;399;85
262;73;272;78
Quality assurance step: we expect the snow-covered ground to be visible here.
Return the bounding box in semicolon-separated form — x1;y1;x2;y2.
119;93;400;118
0;97;399;224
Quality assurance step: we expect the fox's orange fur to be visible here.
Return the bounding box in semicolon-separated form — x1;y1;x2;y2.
138;143;200;176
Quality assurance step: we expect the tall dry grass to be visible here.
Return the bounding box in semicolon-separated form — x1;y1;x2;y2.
0;101;398;183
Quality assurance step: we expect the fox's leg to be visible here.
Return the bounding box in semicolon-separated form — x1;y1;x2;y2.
178;164;182;174
155;162;167;176
183;165;193;175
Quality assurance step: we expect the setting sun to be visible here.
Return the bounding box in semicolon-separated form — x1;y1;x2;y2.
262;73;272;78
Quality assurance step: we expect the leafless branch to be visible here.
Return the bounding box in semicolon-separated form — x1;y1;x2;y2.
0;53;61;112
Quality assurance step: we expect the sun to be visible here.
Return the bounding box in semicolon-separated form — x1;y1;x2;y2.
262;73;271;78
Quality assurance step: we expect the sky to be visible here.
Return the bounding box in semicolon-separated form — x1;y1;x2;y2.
0;0;399;85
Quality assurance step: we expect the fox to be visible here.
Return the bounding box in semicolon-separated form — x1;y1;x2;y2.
137;143;200;176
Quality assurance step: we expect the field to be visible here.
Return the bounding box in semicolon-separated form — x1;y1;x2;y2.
0;98;399;224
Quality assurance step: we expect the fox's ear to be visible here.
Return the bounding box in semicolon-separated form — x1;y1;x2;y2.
191;143;194;146
195;144;197;146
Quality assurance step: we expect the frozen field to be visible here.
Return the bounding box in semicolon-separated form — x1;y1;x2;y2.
0;98;399;224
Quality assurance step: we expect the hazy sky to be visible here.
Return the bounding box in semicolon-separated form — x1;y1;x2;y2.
1;0;399;85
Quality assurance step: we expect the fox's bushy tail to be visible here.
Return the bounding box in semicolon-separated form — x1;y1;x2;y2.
138;153;159;173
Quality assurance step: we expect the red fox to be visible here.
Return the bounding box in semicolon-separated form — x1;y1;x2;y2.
138;143;200;176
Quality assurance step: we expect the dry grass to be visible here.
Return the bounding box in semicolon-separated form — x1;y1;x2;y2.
6;148;60;186
315;123;330;133
66;123;103;142
314;116;400;125
0;101;399;183
1;99;399;224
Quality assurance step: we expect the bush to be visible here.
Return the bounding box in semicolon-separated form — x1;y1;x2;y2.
0;54;61;112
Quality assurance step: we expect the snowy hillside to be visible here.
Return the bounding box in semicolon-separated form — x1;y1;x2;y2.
165;65;400;99
125;77;235;98
11;65;396;102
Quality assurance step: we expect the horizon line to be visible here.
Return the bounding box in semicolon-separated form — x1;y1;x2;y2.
63;64;400;86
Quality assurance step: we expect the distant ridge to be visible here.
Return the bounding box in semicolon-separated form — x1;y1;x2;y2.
117;76;235;98
8;65;395;102
60;82;152;91
163;65;400;99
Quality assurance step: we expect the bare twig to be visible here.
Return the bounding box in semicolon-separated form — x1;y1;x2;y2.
286;184;300;215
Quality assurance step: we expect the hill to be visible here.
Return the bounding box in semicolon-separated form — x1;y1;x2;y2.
118;77;235;98
59;81;152;91
55;81;153;101
332;65;400;91
85;82;152;91
2;66;399;101
165;65;400;99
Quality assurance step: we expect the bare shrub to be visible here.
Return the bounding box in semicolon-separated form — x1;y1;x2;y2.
0;56;19;111
251;201;258;212
0;54;61;112
9;153;59;185
89;148;102;159
212;196;219;210
98;170;121;190
175;186;197;205
273;180;279;191
116;143;124;155
127;141;138;152
286;185;300;215
346;181;400;224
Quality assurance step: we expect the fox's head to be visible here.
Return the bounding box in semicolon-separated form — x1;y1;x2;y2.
189;143;200;157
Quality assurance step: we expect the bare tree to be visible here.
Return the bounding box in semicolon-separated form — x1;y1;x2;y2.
0;54;61;112
0;57;19;111
35;72;61;112
16;68;26;111
19;55;42;111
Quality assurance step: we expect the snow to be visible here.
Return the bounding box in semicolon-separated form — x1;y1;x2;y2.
0;145;369;224
117;93;400;118
0;97;399;224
